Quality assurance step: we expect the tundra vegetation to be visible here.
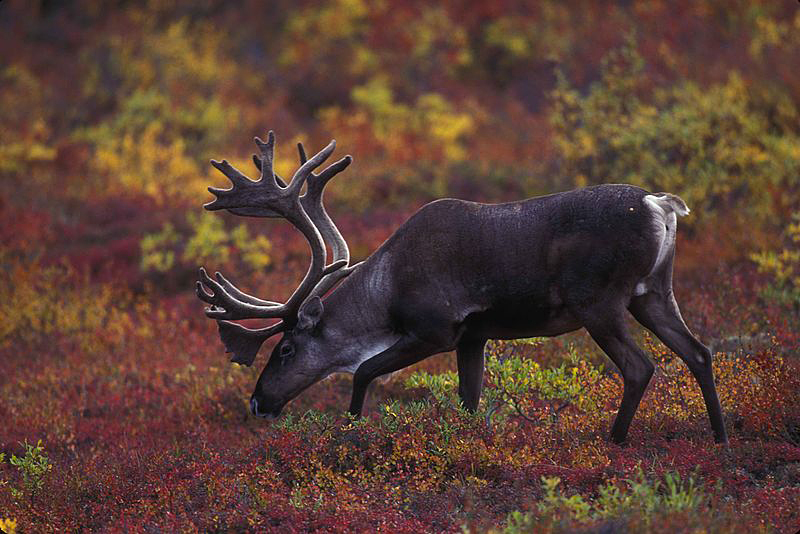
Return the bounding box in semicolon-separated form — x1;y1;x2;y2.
1;1;800;532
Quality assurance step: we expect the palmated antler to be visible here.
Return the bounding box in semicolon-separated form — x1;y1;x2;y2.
256;141;362;296
196;131;359;365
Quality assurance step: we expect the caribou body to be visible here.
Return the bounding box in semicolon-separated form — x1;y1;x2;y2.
197;131;728;445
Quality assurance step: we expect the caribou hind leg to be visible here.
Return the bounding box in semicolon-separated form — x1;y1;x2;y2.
629;291;728;444
580;305;656;444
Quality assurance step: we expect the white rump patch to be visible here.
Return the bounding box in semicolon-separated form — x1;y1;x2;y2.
644;193;690;217
635;194;689;295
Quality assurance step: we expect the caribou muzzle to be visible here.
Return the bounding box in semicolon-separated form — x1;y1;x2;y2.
250;395;284;419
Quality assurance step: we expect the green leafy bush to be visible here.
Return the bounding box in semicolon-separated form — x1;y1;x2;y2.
751;212;800;306
140;212;272;274
501;470;708;533
550;37;800;230
7;440;52;503
2;3;800;532
406;339;605;425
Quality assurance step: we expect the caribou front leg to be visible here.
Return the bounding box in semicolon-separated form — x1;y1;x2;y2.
456;336;487;412
349;335;440;416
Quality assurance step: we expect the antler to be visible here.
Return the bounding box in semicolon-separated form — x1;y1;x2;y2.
196;131;359;365
199;131;333;320
258;141;362;297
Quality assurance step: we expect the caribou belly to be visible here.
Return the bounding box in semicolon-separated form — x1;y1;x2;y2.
463;302;582;340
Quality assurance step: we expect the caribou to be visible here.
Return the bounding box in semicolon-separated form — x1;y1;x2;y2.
196;131;728;445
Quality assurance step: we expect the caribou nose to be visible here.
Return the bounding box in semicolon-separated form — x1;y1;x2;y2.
250;395;282;419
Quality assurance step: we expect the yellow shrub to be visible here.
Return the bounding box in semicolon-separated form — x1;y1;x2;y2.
751;212;800;305
0;260;133;354
0;517;17;534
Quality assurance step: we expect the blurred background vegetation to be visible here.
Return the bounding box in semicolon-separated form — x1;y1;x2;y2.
1;0;799;300
2;2;800;531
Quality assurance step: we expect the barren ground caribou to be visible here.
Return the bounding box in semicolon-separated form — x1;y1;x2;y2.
196;131;728;445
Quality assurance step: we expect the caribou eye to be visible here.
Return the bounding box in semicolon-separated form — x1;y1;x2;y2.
280;343;295;359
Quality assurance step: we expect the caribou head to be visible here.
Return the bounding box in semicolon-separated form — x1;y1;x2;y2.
196;131;360;418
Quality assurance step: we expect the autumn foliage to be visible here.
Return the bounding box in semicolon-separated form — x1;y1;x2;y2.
1;1;800;532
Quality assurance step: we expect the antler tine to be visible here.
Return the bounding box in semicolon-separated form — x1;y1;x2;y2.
250;139;305;189
204;160;251;210
197;134;356;332
196;268;284;320
206;131;308;216
302;154;353;264
253;130;276;183
198;146;332;321
227;155;287;218
209;159;248;185
252;154;288;188
214;271;281;307
286;140;336;197
197;133;354;365
260;141;349;314
290;141;357;300
245;142;353;268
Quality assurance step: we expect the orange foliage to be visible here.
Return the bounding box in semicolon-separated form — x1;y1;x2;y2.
1;1;799;531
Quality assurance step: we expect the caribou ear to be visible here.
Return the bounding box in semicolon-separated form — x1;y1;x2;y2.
297;296;324;331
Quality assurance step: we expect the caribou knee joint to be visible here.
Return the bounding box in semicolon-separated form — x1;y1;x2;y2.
627;359;655;391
